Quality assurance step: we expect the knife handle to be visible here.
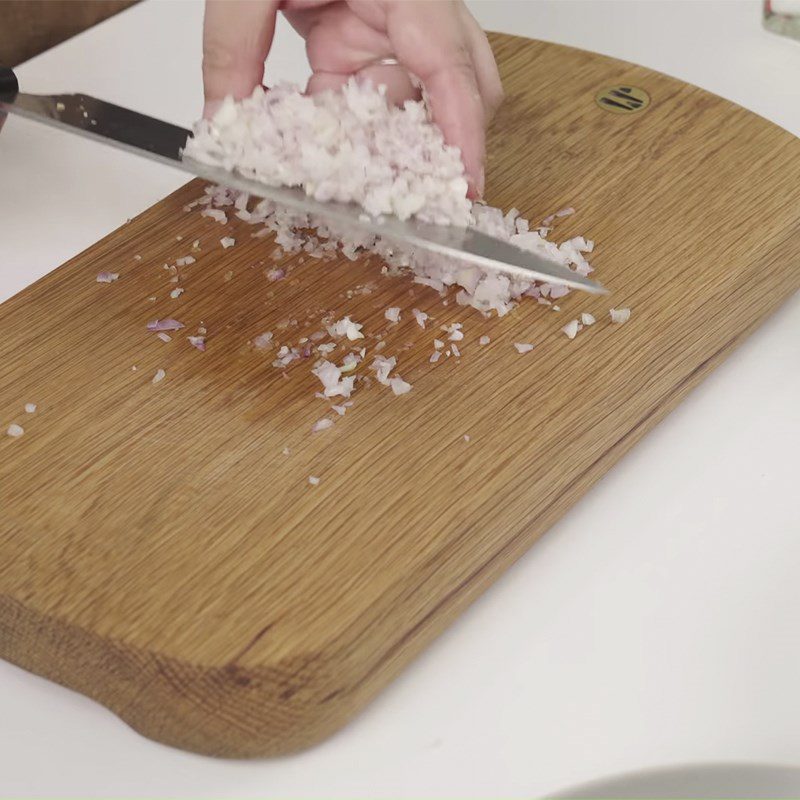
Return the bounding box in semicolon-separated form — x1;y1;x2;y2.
0;65;19;100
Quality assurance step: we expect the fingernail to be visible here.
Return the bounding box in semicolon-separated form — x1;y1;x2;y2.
203;99;222;120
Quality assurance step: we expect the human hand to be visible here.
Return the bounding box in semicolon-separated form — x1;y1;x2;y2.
202;0;503;198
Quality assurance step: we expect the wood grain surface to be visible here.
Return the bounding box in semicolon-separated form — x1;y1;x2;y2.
0;1;139;66
1;35;799;758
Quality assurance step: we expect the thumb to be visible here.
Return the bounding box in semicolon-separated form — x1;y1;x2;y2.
202;0;280;118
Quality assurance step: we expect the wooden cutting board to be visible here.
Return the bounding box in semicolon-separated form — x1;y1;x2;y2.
1;34;799;758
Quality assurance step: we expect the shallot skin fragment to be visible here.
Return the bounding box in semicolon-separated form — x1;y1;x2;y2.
147;318;185;332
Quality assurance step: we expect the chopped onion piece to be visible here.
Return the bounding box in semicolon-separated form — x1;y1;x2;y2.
451;343;461;357
581;312;596;326
610;307;631;324
384;307;401;323
371;354;397;385
389;376;412;395
152;368;166;384
312;418;334;432
267;268;285;281
463;434;470;442
430;351;441;363
282;447;290;456
220;236;236;249
561;319;580;339
313;359;355;398
555;206;575;217
7;423;23;438
147;318;184;332
327;316;364;341
24;403;37;414
175;256;196;267
188;335;206;351
479;335;490;346
253;332;273;349
96;271;119;283
548;284;570;300
412;308;428;329
332;405;347;416
341;352;360;371
514;342;535;353
308;475;321;486
201;208;227;224
170;288;185;299
433;339;444;349
157;332;172;343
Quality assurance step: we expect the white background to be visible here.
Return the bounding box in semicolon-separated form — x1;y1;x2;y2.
0;2;798;797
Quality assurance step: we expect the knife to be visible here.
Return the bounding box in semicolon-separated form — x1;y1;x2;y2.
0;66;606;294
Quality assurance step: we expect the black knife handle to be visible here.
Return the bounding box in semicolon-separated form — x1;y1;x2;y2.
0;65;19;100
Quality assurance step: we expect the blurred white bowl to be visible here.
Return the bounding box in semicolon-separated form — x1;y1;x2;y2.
547;763;800;799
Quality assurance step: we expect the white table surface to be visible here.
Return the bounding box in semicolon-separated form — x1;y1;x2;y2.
1;1;798;797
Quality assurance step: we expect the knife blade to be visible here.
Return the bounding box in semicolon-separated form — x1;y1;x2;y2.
0;68;606;294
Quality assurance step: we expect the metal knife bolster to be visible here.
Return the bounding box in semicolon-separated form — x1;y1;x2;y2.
0;66;607;294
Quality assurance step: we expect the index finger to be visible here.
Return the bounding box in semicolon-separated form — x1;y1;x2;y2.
202;0;280;117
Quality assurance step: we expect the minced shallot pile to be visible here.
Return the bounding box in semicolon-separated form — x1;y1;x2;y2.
184;79;596;317
170;78;631;468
